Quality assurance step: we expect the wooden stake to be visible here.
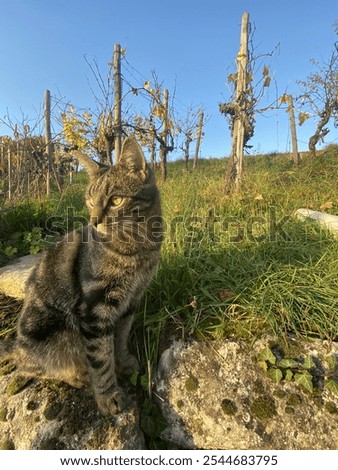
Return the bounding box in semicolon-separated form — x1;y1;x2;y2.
7;147;12;201
44;89;52;196
286;94;300;165
113;44;122;163
160;88;169;181
224;12;249;193
193;109;204;170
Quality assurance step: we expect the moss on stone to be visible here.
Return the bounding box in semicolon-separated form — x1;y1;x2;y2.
285;406;295;414
0;362;16;376
6;376;33;396
325;402;338;414
27;400;39;411
286;393;302;407
176;399;184;409
0;407;7;421
250;396;277;421
221;399;238;416
274;389;287;399
253;380;265;395
0;440;15;450
185;375;199;392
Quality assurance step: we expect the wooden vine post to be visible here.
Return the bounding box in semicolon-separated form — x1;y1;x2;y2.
113;43;122;163
193;109;204;170
286;94;300;165
159;88;169;181
223;12;249;193
44;89;53;196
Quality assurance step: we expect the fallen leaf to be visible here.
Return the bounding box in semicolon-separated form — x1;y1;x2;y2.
216;289;235;301
254;193;264;201
320;201;333;210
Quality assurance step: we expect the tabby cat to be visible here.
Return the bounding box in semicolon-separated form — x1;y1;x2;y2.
2;137;162;416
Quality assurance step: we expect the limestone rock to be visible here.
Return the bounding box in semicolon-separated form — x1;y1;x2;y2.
0;368;144;450
155;339;338;449
0;254;40;300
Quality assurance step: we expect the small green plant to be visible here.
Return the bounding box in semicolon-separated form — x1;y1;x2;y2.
257;346;338;395
0;227;56;262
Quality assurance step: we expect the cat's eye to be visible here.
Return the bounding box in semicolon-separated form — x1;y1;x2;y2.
110;196;124;207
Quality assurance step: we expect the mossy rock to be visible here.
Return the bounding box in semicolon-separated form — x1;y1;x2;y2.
5;376;33;396
0;361;16;376
221;398;238;416
0;407;8;421
185;375;199;392
250;395;277;421
0;439;15;450
286;393;302;407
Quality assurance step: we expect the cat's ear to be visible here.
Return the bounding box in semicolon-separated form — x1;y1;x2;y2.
119;137;147;177
72;150;109;178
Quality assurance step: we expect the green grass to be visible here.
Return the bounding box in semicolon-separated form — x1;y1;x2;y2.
1;147;337;368
137;147;338;365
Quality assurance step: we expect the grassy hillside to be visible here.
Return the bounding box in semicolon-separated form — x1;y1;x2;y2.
0;147;337;365
139;148;338;362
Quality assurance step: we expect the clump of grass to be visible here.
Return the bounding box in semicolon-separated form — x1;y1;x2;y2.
136;149;338;366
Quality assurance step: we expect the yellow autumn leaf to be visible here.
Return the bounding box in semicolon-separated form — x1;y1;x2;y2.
279;94;288;104
254;193;264;201
320;201;333;210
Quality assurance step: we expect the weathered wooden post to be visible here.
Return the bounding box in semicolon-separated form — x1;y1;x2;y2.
44;89;53;196
193;109;204;170
113;43;122;163
183;131;193;171
160;88;169;181
286;94;300;165
150;121;156;170
7;147;12;201
223;12;249;194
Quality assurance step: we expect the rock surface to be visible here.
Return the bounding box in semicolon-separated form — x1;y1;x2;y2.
0;254;41;300
1;256;338;449
155;339;338;449
0;368;144;450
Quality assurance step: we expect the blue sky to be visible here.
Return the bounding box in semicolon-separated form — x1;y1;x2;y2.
0;0;337;158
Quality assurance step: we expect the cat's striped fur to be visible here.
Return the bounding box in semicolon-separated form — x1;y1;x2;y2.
2;137;162;416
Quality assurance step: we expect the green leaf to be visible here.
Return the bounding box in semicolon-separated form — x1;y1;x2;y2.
257;360;268;372
278;358;299;368
284;369;293;382
302;355;316;370
129;370;139;386
257;347;276;365
325;356;338;370
4;246;17;257
267;368;283;384
325;379;338;396
294;372;313;393
30;245;41;255
140;372;150;392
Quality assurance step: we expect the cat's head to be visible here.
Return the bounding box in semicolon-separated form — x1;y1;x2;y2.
73;137;162;247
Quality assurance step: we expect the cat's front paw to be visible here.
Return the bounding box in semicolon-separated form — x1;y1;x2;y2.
117;354;139;377
96;386;127;416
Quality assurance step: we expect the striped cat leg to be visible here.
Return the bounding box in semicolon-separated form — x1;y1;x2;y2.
115;307;139;377
80;312;127;416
